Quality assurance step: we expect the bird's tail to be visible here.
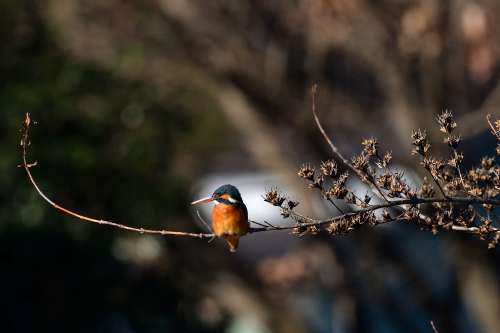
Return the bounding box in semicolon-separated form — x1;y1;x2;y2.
224;235;240;252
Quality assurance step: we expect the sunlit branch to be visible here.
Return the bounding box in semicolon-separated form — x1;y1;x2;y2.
20;113;215;240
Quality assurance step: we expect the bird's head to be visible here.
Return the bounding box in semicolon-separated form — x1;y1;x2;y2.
191;184;243;206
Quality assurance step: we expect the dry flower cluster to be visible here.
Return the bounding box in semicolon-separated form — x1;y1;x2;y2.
19;84;499;248
262;86;499;248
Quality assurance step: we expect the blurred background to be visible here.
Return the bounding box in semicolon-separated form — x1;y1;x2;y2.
1;1;499;332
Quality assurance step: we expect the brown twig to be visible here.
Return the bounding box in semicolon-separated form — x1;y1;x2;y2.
20;113;214;240
311;84;390;202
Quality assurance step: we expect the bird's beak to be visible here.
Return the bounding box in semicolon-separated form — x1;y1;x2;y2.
190;196;214;205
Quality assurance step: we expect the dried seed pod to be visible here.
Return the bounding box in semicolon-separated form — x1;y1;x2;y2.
352;154;369;173
411;129;431;156
320;160;338;177
378;151;392;168
468;187;483;197
376;173;392;189
419;177;435;198
308;225;320;235
338;172;349;184
309;175;324;189
326;218;352;235
488;233;499;249
280;209;290;218
403;208;419;221
327;173;349;199
263;188;286;206
287;200;299;210
361;137;378;157
292;225;307;236
437;110;457;134
298;164;315;180
326;183;348;200
389;173;407;197
444;135;461;149
448;153;463;167
481;157;494;170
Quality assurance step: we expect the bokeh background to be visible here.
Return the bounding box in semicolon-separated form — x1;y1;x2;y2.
1;1;499;332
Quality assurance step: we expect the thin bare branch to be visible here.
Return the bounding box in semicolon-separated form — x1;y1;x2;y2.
196;209;216;243
311;84;390;202
20;113;214;240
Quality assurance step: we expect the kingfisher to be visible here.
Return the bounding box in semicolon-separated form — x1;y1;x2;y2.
191;184;249;252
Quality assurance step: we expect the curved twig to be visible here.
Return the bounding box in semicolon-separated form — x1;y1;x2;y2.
20;113;214;240
311;84;389;202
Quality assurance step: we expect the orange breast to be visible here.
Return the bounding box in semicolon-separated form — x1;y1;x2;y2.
212;203;249;237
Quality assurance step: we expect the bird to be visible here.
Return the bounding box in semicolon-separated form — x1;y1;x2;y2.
191;184;249;252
